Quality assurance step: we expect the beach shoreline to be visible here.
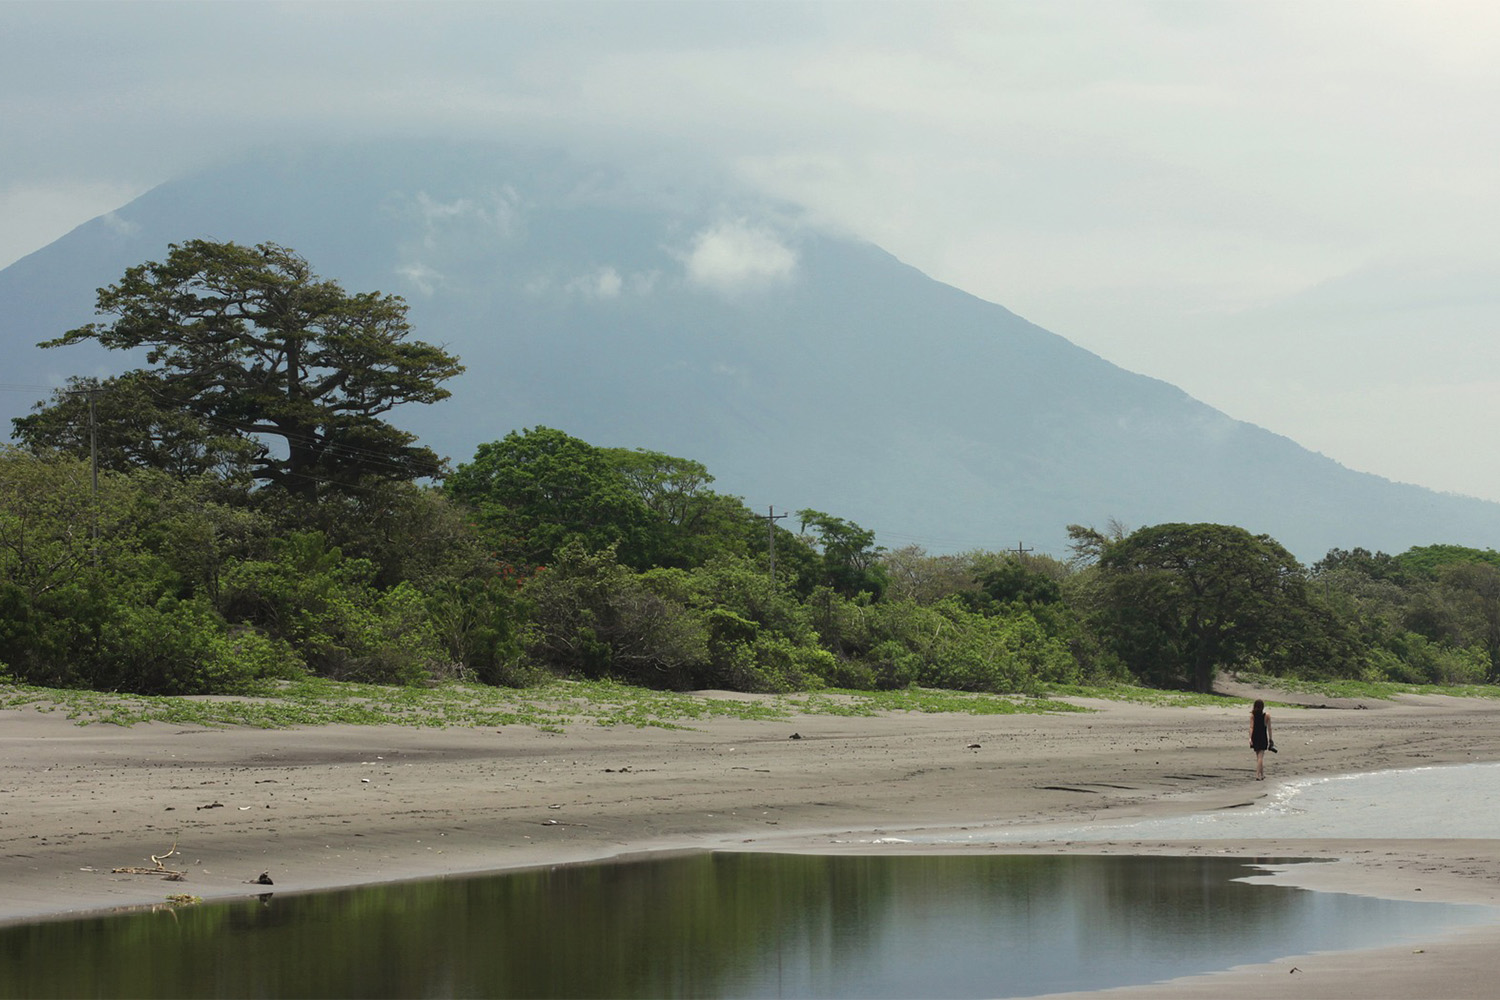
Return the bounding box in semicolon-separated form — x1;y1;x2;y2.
5;686;1500;996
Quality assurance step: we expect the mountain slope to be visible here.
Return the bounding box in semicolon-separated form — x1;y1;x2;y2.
1;141;1494;560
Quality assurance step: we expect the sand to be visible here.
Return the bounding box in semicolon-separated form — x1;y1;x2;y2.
5;683;1500;998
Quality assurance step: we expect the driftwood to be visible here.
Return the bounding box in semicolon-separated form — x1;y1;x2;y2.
113;840;185;878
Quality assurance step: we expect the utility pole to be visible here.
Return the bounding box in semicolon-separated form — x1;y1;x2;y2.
61;385;100;494
89;389;99;564
62;385;102;564
1012;541;1033;560
759;506;788;583
88;390;98;498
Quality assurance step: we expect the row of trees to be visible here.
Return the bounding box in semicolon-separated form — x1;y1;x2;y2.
4;240;1498;696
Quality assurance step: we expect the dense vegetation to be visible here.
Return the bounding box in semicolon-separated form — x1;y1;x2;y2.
5;241;1500;699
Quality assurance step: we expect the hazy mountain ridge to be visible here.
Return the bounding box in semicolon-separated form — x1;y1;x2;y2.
2;140;1496;560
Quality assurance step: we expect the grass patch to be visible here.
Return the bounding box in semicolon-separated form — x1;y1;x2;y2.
1229;673;1500;702
0;677;1089;731
1044;683;1240;708
1047;676;1500;708
0;678;780;731
789;688;1091;717
26;674;1488;733
32;674;1471;732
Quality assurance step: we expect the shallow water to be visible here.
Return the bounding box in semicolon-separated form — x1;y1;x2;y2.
0;853;1492;999
899;761;1500;845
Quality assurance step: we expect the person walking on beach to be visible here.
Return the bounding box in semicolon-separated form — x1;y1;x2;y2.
1249;699;1272;780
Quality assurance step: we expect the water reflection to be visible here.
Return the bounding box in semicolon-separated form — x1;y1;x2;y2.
0;853;1492;999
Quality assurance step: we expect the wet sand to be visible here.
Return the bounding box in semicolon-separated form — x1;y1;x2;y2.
4;683;1500;997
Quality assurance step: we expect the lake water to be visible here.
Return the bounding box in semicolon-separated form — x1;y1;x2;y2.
0;851;1493;999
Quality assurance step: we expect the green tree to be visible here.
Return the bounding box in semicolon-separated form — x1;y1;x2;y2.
12;373;258;480
0;449;118;685
970;558;1064;610
1395;544;1500;579
1065;519;1131;569
217;530;448;683
840;596;1077;693
1309;546;1477;684
1313;546;1402;582
599;446;758;568
1436;562;1500;680
1097;522;1307;692
35;240;463;499
797;509;888;599
447;427;654;570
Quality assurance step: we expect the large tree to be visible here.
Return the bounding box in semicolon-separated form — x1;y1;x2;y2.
34;240;463;499
1097;522;1308;691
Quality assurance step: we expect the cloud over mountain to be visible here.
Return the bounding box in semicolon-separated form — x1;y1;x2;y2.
683;221;799;293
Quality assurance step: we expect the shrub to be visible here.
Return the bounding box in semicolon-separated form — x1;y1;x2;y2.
97;596;302;695
521;544;708;688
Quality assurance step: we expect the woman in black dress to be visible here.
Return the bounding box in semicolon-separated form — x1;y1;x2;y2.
1249;699;1272;780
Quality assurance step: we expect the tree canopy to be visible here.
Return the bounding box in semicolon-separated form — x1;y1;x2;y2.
31;240;463;499
13;372;257;480
445;426;655;570
797;509;887;599
1096;522;1306;691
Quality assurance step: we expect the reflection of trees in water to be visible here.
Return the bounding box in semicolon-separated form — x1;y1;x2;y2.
0;854;1489;998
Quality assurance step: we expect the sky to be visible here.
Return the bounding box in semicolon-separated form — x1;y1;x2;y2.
4;1;1500;503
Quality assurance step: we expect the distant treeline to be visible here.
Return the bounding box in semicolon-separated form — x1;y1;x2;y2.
4;240;1497;697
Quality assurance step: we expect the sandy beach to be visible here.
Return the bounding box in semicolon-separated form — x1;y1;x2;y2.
5;684;1500;998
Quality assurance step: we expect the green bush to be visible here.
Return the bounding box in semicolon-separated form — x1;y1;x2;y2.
318;582;450;685
1369;633;1488;686
424;576;526;685
520;543;709;688
213;531;471;685
97;596;302;695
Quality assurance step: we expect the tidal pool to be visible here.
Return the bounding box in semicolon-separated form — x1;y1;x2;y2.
0;853;1492;998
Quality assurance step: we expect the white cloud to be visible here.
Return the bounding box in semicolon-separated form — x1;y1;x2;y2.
628;270;661;296
98;211;139;238
395;262;445;297
521;274;554;297
389;188;523;297
682;221;797;293
403;189;522;250
565;266;622;299
594;267;622;298
527;266;659;301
